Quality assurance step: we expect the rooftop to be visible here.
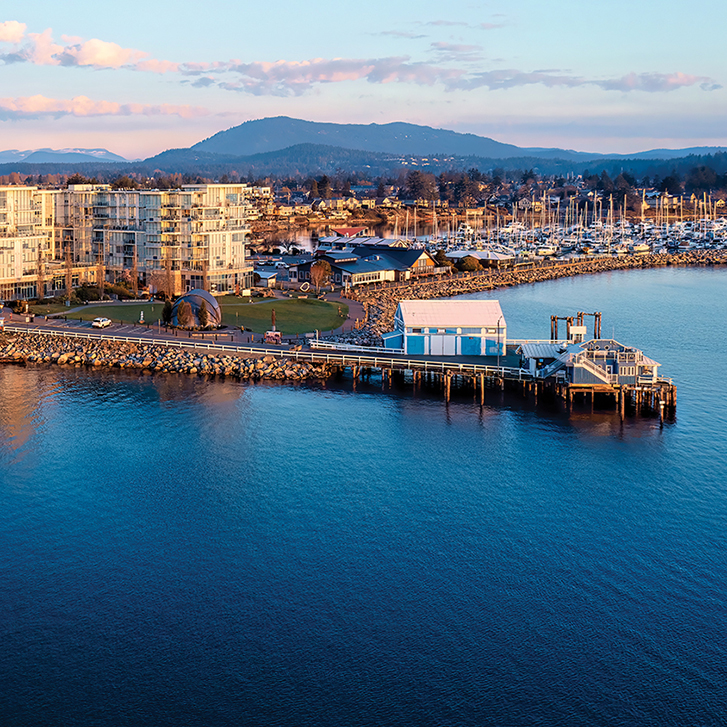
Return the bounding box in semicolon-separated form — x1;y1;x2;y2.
397;300;505;328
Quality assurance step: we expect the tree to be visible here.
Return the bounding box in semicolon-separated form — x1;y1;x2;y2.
162;300;173;325
198;300;209;328
659;174;682;195
686;166;718;193
405;170;438;200
111;176;139;190
318;175;332;199
433;249;454;268
598;171;615;193
66;173;90;186
310;259;332;292
176;300;193;328
457;255;483;272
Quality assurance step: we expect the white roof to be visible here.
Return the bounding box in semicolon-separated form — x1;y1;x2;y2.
520;342;575;359
397;299;505;328
446;250;514;261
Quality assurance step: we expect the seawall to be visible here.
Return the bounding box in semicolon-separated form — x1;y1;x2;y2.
0;331;336;381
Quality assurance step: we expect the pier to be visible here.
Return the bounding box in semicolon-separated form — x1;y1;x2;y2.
2;316;676;421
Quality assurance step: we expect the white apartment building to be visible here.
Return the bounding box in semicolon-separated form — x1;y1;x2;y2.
55;183;270;296
0;186;59;302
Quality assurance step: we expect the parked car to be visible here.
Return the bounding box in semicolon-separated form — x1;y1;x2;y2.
91;317;111;328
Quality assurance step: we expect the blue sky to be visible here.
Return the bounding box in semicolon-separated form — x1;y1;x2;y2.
0;0;724;158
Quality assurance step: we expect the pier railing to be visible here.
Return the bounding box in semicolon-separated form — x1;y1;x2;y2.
5;324;530;379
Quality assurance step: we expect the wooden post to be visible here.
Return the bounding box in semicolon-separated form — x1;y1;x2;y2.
619;388;625;421
479;373;485;405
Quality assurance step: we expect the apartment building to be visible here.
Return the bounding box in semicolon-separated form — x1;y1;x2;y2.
0;186;58;302
55;183;269;296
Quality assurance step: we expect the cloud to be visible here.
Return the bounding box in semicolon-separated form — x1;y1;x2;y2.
0;94;209;119
425;20;468;27
197;57;466;96
479;22;505;30
378;30;428;39
0;22;718;100
57;38;148;68
24;28;63;65
596;71;722;93
0;25;165;71
429;42;484;63
430;42;482;53
0;20;25;43
446;68;721;93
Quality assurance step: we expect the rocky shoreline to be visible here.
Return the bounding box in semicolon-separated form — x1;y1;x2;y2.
0;331;336;381
349;249;727;341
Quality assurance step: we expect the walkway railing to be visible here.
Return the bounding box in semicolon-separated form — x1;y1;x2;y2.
5;324;531;378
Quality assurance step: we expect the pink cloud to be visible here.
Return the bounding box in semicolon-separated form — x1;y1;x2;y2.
58;38;148;68
25;28;63;65
0;20;25;43
0;94;210;119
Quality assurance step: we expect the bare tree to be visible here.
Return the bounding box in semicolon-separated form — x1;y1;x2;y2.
176;300;193;328
310;260;332;292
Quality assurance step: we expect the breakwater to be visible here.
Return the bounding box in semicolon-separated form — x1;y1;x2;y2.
0;331;336;381
352;249;727;340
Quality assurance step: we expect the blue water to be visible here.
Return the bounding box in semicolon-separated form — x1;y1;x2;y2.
1;266;726;726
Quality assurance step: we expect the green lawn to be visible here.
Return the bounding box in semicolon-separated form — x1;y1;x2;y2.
69;303;164;325
28;303;72;315
60;298;348;335
221;298;348;334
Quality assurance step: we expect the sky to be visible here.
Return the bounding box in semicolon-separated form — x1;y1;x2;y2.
0;0;725;159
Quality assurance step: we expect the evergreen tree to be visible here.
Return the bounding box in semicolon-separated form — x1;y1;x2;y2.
162;300;173;324
198;300;209;328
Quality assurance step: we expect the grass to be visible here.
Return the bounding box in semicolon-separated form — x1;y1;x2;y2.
67;303;164;325
51;298;348;335
28;303;72;315
221;298;348;334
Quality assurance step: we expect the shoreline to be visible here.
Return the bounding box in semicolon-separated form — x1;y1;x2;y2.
2;251;725;379
352;250;727;339
0;331;336;381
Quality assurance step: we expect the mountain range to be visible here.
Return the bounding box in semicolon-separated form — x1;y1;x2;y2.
189;116;727;162
2;119;726;178
0;148;129;164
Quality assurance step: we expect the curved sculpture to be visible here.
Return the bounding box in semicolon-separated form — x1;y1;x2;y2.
171;289;222;328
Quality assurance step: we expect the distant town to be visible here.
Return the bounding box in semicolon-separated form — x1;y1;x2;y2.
1;160;726;306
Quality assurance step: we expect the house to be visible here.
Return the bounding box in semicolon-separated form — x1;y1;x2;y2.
255;269;279;288
382;300;506;356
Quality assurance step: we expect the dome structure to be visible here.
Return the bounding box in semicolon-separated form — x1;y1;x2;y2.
171;289;222;328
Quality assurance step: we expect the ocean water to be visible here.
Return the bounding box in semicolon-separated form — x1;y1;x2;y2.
1;266;726;726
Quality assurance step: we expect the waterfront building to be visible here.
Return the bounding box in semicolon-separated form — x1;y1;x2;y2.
289;246;442;288
2;183;272;301
382;299;507;356
55;183;269;296
518;338;661;385
0;186;57;301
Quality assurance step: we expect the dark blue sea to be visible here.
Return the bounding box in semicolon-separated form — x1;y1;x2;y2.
1;266;726;726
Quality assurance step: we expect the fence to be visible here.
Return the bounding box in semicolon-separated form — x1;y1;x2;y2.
4;324;530;378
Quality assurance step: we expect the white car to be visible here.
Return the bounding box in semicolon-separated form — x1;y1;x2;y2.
91;317;111;329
